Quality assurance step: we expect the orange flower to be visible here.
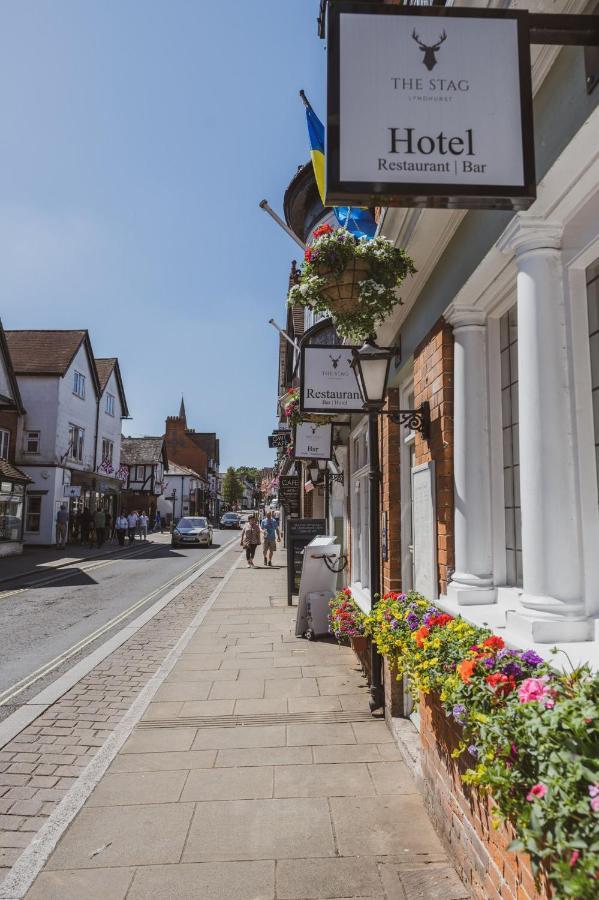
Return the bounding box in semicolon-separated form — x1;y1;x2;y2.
413;625;430;648
457;659;477;683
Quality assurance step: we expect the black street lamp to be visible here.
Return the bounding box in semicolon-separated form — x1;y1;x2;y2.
351;338;430;713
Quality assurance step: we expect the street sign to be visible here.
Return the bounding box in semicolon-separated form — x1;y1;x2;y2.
279;476;300;515
300;345;364;414
286;518;326;604
294;422;333;460
326;3;535;211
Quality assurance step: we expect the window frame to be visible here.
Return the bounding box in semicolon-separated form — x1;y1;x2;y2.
73;371;86;399
105;393;115;416
0;428;10;460
25;431;40;455
101;438;114;466
349;418;371;603
25;495;42;533
68;424;85;462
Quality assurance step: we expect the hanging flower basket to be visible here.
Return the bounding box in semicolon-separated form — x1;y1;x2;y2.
288;224;416;342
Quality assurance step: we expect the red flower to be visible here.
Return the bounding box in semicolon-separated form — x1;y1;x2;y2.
482;636;505;652
304;248;313;262
429;613;453;628
343;588;352;596
313;224;333;239
486;672;516;696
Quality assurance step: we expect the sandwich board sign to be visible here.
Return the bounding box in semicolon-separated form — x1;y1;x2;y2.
326;3;535;211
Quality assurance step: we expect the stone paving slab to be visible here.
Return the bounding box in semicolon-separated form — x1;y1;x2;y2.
15;555;469;900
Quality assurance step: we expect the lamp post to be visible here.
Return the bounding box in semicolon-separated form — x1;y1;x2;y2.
351;338;431;712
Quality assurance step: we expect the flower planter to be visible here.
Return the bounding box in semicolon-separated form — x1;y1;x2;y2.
350;634;369;654
317;258;371;316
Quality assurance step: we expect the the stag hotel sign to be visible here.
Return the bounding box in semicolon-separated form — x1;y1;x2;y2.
326;3;536;211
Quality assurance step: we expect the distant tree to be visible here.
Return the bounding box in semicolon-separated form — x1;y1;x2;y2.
236;466;260;484
223;467;244;506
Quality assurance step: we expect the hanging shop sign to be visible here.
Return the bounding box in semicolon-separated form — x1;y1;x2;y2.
64;485;81;498
268;430;292;449
279;476;301;515
294;422;333;460
326;3;536;211
300;344;365;414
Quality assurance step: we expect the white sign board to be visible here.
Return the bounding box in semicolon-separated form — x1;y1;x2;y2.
411;462;437;600
327;5;535;210
301;345;364;414
294;422;333;460
64;485;81;498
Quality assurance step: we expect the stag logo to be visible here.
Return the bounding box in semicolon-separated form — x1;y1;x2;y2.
412;28;447;71
329;353;341;370
310;425;318;435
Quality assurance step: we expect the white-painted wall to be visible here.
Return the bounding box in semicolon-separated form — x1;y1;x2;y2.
96;368;123;472
19;466;66;545
162;473;199;519
56;344;98;472
14;376;60;464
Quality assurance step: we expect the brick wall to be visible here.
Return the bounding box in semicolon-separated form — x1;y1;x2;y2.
164;416;208;478
380;388;402;595
413;318;454;595
419;692;551;900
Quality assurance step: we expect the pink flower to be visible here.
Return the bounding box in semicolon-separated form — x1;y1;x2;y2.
569;850;580;868
591;796;599;813
545;698;555;709
518;677;550;704
526;783;548;802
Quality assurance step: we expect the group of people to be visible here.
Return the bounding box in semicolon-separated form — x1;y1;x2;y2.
55;505;163;550
240;510;281;568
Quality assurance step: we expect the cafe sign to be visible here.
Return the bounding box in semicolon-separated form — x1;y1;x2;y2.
326;3;535;211
300;345;364;414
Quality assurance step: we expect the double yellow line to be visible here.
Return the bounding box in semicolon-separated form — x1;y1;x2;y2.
0;541;235;707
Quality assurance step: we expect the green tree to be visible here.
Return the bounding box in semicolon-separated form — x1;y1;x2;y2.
236;466;260;485
223;467;244;506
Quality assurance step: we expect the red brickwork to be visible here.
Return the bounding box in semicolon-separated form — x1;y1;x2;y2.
164;415;208;478
380;389;402;595
419;692;551;900
413;318;454;595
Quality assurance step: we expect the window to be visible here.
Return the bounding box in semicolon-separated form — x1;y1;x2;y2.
0;429;9;460
105;393;115;416
25;431;40;454
73;371;86;399
135;465;145;481
0;481;23;541
500;305;522;587
68;424;84;462
101;439;114;466
25;496;42;533
350;422;371;592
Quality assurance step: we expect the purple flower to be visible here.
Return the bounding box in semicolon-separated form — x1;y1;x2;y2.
497;648;514;660
389;619;399;629
453;704;466;725
502;662;523;679
468;745;479;758
483;658;495;669
406;612;420;631
520;650;544;668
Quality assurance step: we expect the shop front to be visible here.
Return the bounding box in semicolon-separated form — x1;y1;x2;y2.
68;470;122;542
0;461;28;558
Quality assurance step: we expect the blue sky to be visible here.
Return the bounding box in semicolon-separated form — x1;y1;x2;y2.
0;1;325;469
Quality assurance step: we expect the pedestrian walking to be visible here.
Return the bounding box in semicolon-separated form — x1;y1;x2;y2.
115;513;128;546
139;510;149;541
127;510;139;544
56;504;69;549
155;510;162;533
94;507;106;548
105;510;113;543
80;507;92;547
240;514;261;567
260;510;281;567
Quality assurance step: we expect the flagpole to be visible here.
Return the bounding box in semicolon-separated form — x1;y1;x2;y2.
299;89;311;110
259;200;306;251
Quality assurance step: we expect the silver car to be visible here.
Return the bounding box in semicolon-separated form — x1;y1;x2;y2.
172;516;213;548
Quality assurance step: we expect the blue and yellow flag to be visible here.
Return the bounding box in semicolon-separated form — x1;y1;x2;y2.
303;96;376;241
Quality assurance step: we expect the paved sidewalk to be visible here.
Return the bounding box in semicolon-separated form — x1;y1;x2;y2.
20;555;468;900
0;535;171;586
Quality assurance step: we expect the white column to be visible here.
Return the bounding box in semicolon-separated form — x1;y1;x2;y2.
498;216;591;642
446;308;496;605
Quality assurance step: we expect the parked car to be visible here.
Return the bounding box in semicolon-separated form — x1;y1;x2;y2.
171;516;213;548
220;512;241;529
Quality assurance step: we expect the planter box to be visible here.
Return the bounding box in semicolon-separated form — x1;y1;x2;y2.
349;635;372;683
418;691;551;900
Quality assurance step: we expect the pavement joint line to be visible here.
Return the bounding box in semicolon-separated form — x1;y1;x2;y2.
0;536;239;744
0;547;243;900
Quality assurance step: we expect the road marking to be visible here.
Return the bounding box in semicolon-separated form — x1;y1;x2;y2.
0;538;238;706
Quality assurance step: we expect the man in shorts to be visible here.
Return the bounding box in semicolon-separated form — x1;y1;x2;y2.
260;510;280;567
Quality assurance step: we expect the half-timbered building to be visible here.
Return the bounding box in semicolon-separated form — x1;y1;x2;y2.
120;436;169;519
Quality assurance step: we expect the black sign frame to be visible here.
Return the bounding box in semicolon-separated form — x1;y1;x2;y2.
292;421;333;461
300;343;365;415
326;3;536;212
286;518;327;605
279;476;301;516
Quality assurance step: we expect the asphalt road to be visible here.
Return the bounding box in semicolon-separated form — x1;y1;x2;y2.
0;529;240;722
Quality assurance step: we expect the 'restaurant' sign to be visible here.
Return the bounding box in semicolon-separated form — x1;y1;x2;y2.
294;422;333;460
326;3;535;211
300;345;365;414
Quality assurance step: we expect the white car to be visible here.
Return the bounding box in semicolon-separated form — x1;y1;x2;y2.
172;516;213;548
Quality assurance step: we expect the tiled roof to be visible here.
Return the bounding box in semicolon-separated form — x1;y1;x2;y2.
165;462;203;479
95;358;117;392
0;459;31;482
121;437;166;466
5;330;88;375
